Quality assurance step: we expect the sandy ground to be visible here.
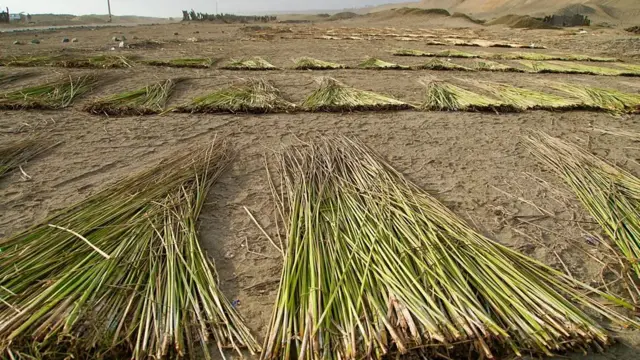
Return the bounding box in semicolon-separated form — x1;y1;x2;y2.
1;18;640;359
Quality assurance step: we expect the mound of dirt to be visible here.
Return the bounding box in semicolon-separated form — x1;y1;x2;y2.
627;26;640;34
329;12;359;21
488;14;556;29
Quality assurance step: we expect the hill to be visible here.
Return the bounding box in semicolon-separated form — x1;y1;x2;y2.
368;0;640;24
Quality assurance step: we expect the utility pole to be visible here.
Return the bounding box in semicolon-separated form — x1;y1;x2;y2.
107;0;112;23
216;1;219;15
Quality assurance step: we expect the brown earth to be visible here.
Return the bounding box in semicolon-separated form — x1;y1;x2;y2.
1;18;640;359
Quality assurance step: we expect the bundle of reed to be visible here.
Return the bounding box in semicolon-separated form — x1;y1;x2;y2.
0;72;36;87
525;131;640;298
222;57;278;70
58;55;135;69
393;49;434;56
0;141;260;359
468;80;579;111
434;49;480;58
521;61;623;76
550;82;640;112
0;137;58;178
357;58;409;70
261;137;638;360
474;60;524;72
420;79;507;111
417;59;473;71
144;58;217;68
85;78;182;116
176;79;294;113
491;52;563;61
0;74;100;110
302;77;412;112
292;57;345;70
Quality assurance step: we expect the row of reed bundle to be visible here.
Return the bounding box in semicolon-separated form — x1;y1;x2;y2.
524;131;640;299
0;55;135;69
261;136;639;360
0;141;260;359
85;78;182;116
153;78;640;114
0;72;36;87
0;74;101;110
143;58;218;68
0;137;58;178
175;79;295;113
301;77;411;112
393;49;619;62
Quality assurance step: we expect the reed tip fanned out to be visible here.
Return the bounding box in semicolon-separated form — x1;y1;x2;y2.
222;57;278;70
302;77;412;112
420;78;508;112
358;57;409;69
85;78;182;116
176;78;295;113
0;73;101;110
293;57;345;70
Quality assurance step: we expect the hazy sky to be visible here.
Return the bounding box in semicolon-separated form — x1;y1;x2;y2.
2;0;409;17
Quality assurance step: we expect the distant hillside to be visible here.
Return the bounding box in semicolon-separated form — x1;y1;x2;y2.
368;0;640;24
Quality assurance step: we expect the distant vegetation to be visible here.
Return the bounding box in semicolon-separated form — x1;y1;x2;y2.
182;10;276;23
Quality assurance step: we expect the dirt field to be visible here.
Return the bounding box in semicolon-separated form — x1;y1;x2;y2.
1;17;640;359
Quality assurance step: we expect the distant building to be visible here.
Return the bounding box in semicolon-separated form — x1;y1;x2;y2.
9;13;21;21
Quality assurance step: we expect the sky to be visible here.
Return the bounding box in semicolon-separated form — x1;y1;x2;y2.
1;0;411;18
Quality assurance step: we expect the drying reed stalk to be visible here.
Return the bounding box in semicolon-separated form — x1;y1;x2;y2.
0;138;58;178
525;131;640;299
261;137;639;360
293;57;345;70
222;57;278;70
176;79;294;113
0;141;260;359
302;77;412;112
420;79;506;111
85;78;182;116
0;74;100;110
358;58;409;70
